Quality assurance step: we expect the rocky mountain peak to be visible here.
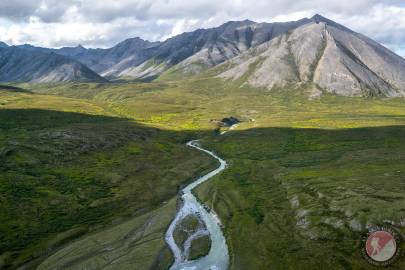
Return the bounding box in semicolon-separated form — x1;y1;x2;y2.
220;19;257;28
311;14;329;23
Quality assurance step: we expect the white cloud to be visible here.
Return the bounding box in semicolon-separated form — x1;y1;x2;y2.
161;18;200;40
0;0;404;54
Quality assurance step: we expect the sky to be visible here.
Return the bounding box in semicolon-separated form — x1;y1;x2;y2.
0;0;404;56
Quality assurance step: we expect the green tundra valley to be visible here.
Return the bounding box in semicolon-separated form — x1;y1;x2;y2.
0;9;405;270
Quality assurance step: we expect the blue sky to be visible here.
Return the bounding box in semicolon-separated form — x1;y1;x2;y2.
0;0;404;56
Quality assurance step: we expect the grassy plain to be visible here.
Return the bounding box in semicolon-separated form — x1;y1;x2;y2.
2;78;405;269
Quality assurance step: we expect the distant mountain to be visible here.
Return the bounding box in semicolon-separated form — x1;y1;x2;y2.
0;41;8;48
217;15;405;97
0;46;106;83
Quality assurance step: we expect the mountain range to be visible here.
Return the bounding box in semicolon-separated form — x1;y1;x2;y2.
1;14;404;97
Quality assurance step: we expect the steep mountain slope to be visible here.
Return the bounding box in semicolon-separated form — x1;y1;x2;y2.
0;41;8;48
218;15;405;97
0;47;106;83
